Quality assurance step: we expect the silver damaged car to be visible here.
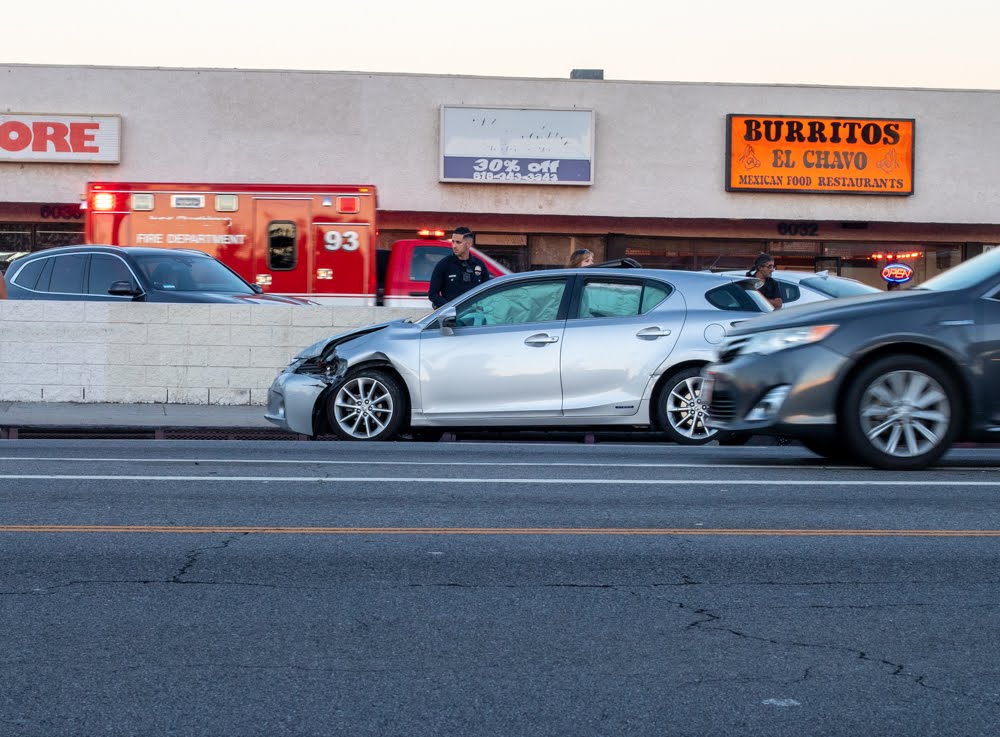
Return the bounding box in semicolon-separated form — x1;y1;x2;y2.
265;267;771;443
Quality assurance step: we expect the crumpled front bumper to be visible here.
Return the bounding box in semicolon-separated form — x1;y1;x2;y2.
264;371;329;436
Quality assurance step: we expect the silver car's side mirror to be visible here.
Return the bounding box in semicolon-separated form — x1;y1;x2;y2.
439;307;458;335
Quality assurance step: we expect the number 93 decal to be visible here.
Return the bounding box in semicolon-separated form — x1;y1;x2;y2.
323;230;361;251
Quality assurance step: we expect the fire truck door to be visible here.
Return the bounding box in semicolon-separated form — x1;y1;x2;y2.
313;223;373;301
252;199;312;294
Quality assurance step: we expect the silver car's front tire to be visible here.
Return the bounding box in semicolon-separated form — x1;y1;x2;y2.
655;367;718;445
327;369;407;441
843;355;961;470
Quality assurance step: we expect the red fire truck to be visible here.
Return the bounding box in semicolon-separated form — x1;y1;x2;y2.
83;182;508;305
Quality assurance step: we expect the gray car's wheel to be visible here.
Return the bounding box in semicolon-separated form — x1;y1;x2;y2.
655;366;718;445
327;369;407;441
842;355;961;470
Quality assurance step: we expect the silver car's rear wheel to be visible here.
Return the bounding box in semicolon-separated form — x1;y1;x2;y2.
843;355;961;470
327;369;407;441
655;367;718;445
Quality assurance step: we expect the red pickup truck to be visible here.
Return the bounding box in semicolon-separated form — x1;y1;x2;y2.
378;231;511;306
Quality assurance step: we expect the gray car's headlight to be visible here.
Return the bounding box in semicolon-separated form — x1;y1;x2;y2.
742;324;838;355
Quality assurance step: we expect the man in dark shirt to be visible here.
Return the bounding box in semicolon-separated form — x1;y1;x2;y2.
747;253;783;309
428;226;491;308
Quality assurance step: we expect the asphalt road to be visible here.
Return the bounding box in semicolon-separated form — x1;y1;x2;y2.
2;440;999;737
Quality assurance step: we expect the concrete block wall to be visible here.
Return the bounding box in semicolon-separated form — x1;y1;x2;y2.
0;302;426;404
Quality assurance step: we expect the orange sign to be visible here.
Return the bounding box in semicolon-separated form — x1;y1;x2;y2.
726;115;914;195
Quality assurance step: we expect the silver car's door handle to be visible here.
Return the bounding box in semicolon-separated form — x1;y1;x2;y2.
524;333;559;345
635;327;672;339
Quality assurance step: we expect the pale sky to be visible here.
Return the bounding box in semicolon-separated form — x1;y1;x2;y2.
5;0;1000;90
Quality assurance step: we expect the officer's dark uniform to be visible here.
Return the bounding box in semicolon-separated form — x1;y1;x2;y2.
428;254;491;308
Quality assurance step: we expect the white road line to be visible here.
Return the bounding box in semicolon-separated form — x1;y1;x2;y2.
0;455;867;470
1;474;1000;485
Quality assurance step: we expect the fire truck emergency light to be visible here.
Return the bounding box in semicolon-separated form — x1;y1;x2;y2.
418;229;446;238
92;192;117;211
337;197;360;214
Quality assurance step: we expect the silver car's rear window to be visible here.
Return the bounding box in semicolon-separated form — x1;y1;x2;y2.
705;283;769;312
799;275;879;298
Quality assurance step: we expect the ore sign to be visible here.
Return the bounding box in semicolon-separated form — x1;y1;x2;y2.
726;114;914;195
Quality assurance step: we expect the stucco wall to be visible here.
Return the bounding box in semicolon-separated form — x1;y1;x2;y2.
3;64;1000;225
0;302;425;404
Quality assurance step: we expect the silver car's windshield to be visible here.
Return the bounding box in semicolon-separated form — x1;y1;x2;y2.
135;254;253;293
918;246;1000;291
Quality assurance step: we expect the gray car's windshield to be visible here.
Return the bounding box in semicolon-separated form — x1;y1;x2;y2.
135;254;254;293
918;246;1000;291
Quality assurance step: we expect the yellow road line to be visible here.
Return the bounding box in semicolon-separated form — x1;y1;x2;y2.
2;525;1000;536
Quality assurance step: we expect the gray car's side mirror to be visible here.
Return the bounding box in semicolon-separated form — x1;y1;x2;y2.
439;307;457;335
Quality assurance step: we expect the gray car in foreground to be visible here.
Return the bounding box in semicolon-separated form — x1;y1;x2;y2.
266;267;771;443
703;247;1000;469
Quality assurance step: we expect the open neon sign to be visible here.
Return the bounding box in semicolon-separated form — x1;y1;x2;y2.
881;263;913;283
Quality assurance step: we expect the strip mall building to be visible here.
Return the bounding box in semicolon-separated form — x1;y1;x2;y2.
3;63;999;287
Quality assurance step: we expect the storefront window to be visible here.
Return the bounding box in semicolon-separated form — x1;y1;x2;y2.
1;222;84;271
605;235;965;290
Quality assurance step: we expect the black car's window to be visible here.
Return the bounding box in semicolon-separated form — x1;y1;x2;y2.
705;283;766;312
456;278;566;327
89;254;136;295
134;255;253;293
575;278;672;319
10;258;46;290
47;254;88;294
33;258;54;291
775;281;801;304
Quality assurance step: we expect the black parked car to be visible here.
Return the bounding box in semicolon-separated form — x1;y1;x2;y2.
703;247;1000;470
4;245;312;304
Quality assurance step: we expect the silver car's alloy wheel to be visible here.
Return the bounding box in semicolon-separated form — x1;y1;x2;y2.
657;368;718;445
328;370;404;440
858;369;950;458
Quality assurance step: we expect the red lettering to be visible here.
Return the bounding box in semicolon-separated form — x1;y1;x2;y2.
0;121;31;152
31;122;71;153
70;122;100;152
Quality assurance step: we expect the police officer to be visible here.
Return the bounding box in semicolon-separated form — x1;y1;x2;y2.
428;226;491;308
